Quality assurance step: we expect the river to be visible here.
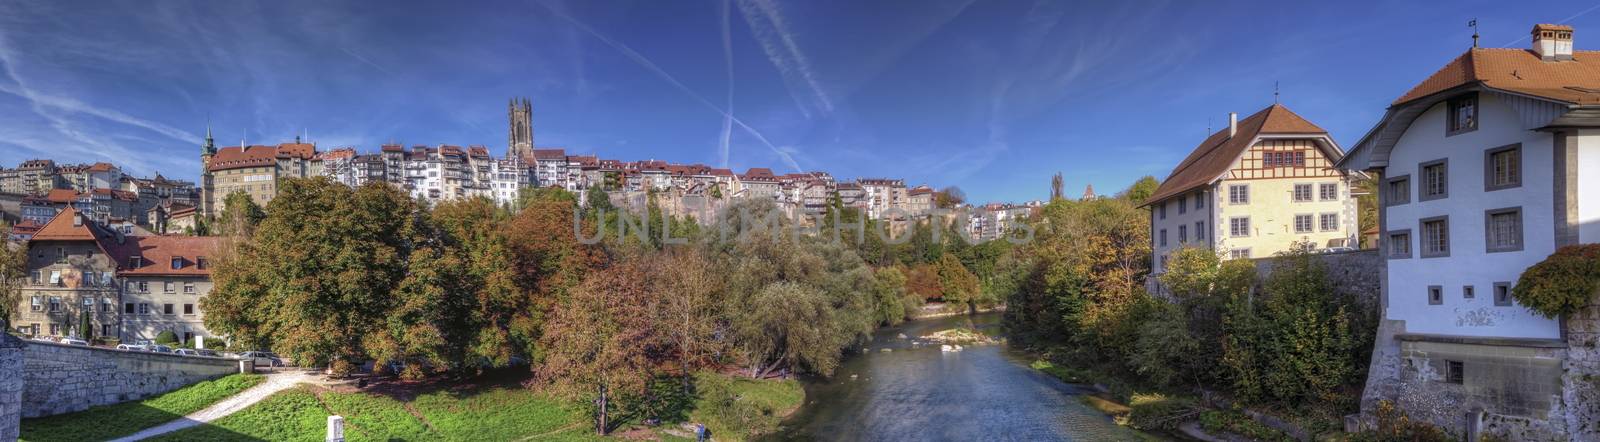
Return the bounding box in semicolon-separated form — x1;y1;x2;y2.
764;312;1155;441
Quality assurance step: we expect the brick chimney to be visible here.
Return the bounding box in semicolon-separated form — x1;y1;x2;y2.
1532;24;1574;61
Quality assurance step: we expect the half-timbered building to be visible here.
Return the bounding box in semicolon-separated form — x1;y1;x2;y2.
1144;104;1358;277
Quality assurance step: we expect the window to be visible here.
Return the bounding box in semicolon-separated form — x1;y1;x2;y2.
171;257;183;270
82;297;93;306
48;297;60;312
1159;229;1168;247
1494;282;1513;306
1264;151;1306;167
124;303;134;314
1230;217;1251;237
1463;286;1475;299
31;270;41;284
128;257;142;268
1178;225;1188;243
138;281;148;293
1386;175;1410;206
1445;360;1465;385
102;324;113;336
1195;221;1206;240
49;323;60;336
184;282;195;294
1421;216;1450;258
164;282;174;293
1159;202;1166;220
1447;94;1478;135
197;257;208;270
1159;255;1168;271
1319;213;1339;232
1485;207;1523;253
1178;196;1187;214
1428;285;1443;305
1294;214;1314;233
163;304;174;315
1194;191;1205;209
1319;183;1338;201
102;298;113;313
49;270;60;285
1230;249;1251;259
184;304;194;315
1229;184;1249;204
1387;230;1412;259
1484;144;1521;191
138;303;149;315
1293;184;1313;202
1420;159;1448;201
31;296;42;312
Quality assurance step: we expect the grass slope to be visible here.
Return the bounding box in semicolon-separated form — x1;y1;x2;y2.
19;373;264;442
143;372;802;442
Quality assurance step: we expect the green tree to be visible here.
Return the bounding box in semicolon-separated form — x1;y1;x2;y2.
1119;176;1160;204
0;221;25;328
216;190;266;237
204;178;418;372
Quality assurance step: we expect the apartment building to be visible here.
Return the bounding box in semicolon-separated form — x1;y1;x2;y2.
11;208;121;340
200;134;317;218
110;235;221;344
1145;104;1358;274
859;178;909;219
1336;24;1600;439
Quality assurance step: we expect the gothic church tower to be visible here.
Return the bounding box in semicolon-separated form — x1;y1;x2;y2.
508;98;533;162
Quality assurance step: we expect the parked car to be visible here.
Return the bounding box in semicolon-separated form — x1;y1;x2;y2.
196;349;220;357
239;351;284;367
148;345;174;353
59;338;89;346
174;349;201;356
116;343;149;352
31;335;56;343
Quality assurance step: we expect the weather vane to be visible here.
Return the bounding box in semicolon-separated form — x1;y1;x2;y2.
1469;19;1479;48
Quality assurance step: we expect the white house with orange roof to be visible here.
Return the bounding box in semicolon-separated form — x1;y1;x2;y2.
1337;24;1600;439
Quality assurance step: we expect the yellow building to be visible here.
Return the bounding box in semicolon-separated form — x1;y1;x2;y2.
199;132;316;218
1144;104;1358;276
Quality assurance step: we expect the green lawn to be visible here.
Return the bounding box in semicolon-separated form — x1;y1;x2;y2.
19;373;264;442
143;372;802;441
146;386;329;442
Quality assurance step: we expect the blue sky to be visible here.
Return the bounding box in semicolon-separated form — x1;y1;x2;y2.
1;0;1598;204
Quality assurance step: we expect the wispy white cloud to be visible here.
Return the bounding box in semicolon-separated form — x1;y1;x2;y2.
538;0;803;172
735;0;831;119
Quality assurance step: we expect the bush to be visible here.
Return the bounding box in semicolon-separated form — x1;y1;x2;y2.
154;330;179;345
1199;410;1291;441
1514;244;1600;318
1344;400;1451;442
1123;393;1198;431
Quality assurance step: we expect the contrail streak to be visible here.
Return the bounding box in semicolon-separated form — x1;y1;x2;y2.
536;0;802;172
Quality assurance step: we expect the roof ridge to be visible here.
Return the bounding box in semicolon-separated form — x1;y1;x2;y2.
1161;105;1273;181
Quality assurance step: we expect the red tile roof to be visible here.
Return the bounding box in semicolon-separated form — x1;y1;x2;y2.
1145;104;1328;205
45;189;79;204
533;148;567;160
208;143;317;172
31;208;105;242
1393;48;1600;106
107;235;222;277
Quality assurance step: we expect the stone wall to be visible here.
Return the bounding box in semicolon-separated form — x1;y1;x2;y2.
20;340;238;418
1251;249;1382;306
1562;294;1600;440
0;334;24;441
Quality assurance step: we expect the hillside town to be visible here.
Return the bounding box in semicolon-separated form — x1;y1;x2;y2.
1;20;1598;442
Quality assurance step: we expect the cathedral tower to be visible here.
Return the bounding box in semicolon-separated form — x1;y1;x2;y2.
508;98;533;161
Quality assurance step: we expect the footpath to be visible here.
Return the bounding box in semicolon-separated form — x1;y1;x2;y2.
108;370;313;442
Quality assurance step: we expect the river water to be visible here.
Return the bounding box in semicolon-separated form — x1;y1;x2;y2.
764;312;1153;441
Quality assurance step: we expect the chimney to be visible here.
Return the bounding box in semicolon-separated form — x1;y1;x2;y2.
1228;112;1238;138
1532;24;1574;61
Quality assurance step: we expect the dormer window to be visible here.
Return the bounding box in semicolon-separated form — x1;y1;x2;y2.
1447;94;1478;136
197;257;209;270
171;257;183;270
129;257;143;268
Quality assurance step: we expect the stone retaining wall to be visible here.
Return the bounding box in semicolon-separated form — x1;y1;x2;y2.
0;334;24;441
20;340;239;418
1251;249;1382;305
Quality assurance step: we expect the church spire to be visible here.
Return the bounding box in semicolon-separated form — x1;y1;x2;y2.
202;122;216;155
